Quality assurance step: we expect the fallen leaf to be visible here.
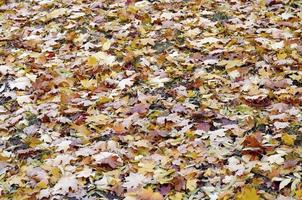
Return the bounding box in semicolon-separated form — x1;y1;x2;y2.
236;186;260;200
123;173;148;190
47;8;68;20
9;77;31;90
87;56;98;66
92;152;123;168
281;133;295;146
53;175;78;195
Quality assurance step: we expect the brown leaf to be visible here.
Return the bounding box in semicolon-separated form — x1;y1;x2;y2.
242;134;263;148
243;96;271;108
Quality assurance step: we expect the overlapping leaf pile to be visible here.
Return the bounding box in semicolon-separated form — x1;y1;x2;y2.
0;0;301;199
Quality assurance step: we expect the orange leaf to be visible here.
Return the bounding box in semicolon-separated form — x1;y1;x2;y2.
138;188;163;200
242;135;263;148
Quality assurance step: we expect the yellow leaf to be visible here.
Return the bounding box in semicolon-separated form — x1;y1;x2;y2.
36;181;48;189
85;114;110;125
25;137;42;148
236;186;260;200
296;189;302;198
154;168;175;184
219;59;244;70
127;5;138;14
258;0;266;9
186;130;195;139
188;90;195;98
170;192;183;200
0;154;9;161
277;51;287;60
51;167;61;178
138;161;155;174
87;56;97;66
81;79;97;90
50;167;61;184
71;123;91;137
98;96;111;104
186;178;197;191
47;8;67;19
282;133;295;146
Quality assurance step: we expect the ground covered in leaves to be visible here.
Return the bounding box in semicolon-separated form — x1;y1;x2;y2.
0;0;302;199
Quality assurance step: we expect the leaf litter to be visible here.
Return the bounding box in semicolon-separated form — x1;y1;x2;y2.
0;0;301;200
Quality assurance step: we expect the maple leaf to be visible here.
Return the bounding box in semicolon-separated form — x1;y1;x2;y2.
186;178;198;191
296;189;302;198
236;186;260;200
1;0;301;199
169;192;183;200
0;65;12;75
138;188;163;200
242;134;263;148
76;166;95;178
281;133;295;145
85;114;111;125
53;175;78;195
37;189;51;199
218;59;244;69
118;76;135;90
26;167;49;184
81;79;97;90
267;153;285;165
274;122;289;129
92;152;123;168
122;173;148;190
47;8;68;20
9;77;31;90
87;56;97;66
93;51;116;66
71;123;91;137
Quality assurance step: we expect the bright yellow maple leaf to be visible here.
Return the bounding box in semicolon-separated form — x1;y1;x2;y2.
87;56;97;66
236;186;260;200
36;181;48;189
282;133;295;146
296;189;302;198
97;96;111;104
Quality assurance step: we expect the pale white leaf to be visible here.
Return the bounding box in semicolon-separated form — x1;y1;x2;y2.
53;175;78;195
0;65;12;75
279;178;291;190
118;77;134;90
9;77;31;90
122;173;147;190
274;121;289;129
